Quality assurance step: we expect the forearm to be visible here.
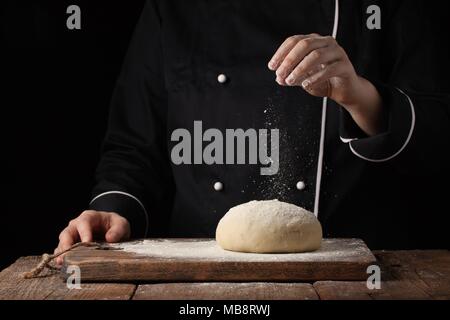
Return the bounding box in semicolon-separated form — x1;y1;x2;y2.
338;76;387;137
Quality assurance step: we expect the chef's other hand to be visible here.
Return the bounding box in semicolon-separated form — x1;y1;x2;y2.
54;210;130;265
268;34;386;136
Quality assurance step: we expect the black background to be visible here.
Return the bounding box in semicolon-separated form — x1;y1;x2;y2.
2;0;145;269
1;1;450;270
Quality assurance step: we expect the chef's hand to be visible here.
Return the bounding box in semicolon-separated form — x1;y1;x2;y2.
268;34;386;136
54;210;130;265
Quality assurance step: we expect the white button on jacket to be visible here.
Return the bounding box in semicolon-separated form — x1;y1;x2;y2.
214;181;224;191
296;181;306;191
217;74;227;84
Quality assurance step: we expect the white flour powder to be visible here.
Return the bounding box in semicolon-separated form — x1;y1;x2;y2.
111;238;368;262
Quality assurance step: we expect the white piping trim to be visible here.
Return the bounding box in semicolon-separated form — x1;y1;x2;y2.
314;0;339;217
314;97;329;217
349;88;416;163
90;191;149;236
340;136;357;144
331;0;340;40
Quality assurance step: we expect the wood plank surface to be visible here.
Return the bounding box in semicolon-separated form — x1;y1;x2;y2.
133;283;318;300
0;257;62;300
63;238;376;282
1;250;448;300
45;283;136;300
314;281;431;300
314;250;450;300
0;256;136;300
375;250;450;300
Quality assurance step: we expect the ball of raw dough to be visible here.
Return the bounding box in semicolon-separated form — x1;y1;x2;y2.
216;200;322;253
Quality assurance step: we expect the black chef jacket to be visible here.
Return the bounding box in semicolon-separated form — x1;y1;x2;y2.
89;0;450;249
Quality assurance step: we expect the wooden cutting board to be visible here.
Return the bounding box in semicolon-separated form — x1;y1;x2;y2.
62;238;376;282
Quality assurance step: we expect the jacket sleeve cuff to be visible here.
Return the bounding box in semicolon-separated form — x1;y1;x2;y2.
339;84;416;162
89;191;148;238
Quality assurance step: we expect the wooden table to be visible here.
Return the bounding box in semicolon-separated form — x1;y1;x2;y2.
0;250;448;300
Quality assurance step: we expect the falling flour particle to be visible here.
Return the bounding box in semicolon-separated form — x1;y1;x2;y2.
254;92;296;200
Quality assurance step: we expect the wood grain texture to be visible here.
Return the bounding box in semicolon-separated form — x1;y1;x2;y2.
0;256;136;300
0;257;62;300
314;250;450;300
45;283;136;300
1;250;448;300
62;238;376;282
133;283;318;300
314;281;431;300
375;250;450;300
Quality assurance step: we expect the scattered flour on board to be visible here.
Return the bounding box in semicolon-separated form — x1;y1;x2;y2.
111;239;369;262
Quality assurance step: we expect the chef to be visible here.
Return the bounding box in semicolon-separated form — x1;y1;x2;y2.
55;0;449;262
